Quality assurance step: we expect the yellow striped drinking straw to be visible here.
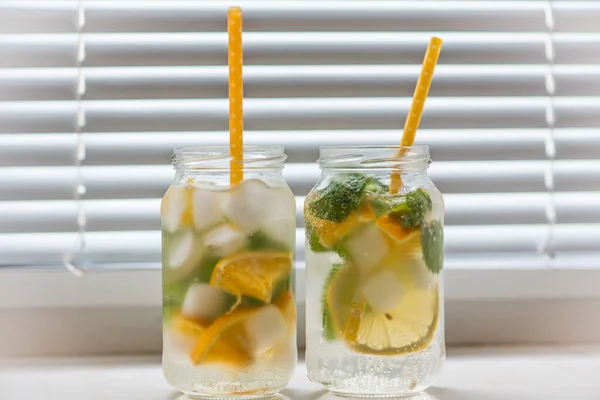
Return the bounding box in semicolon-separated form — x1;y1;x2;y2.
389;37;443;194
228;6;244;185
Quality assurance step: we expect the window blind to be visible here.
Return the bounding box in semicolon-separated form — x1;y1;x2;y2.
1;0;599;271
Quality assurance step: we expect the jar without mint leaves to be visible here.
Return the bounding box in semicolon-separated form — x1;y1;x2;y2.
304;146;445;397
161;146;297;398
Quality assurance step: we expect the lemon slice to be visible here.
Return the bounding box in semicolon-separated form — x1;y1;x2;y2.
344;284;439;356
323;262;361;340
210;251;293;303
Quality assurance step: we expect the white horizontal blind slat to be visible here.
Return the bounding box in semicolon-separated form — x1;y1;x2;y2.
0;1;75;34
0;65;554;101
84;1;546;33
0;98;550;133
0;33;551;67
7;32;600;67
5;97;600;133
20;64;600;100
6;128;600;166
554;2;600;33
80;33;553;66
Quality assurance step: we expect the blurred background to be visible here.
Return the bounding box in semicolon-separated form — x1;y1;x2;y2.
0;0;599;357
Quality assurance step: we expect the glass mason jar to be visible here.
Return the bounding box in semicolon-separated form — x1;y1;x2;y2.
161;146;297;398
304;146;445;397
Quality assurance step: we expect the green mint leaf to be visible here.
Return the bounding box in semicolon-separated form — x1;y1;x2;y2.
406;188;433;216
308;174;369;222
421;220;444;274
388;188;433;229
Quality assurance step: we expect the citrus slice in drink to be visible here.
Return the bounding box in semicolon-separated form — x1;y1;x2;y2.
343;284;439;356
189;308;254;366
306;201;375;248
210;251;293;303
377;221;423;259
171;313;205;337
323;262;361;340
376;214;414;244
190;304;289;366
170;313;251;367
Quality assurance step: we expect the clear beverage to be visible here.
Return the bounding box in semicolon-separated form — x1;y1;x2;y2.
304;146;445;397
161;147;297;398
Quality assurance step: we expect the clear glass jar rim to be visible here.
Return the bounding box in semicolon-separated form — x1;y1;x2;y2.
172;146;286;170
318;145;430;170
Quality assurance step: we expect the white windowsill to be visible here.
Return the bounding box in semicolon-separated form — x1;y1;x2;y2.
2;347;600;400
3;267;600;356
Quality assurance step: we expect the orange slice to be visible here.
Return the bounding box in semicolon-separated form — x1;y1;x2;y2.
210;251;293;303
376;214;414;244
190;308;254;366
308;201;375;248
171;313;206;337
169;314;250;368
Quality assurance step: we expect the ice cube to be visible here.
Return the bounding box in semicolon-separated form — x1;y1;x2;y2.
346;224;390;275
163;329;195;365
262;217;296;250
204;224;247;257
161;185;188;233
167;230;205;278
360;269;405;314
192;184;225;232
223;180;295;235
181;283;231;324
407;256;436;290
262;187;296;243
243;305;287;355
305;249;338;281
